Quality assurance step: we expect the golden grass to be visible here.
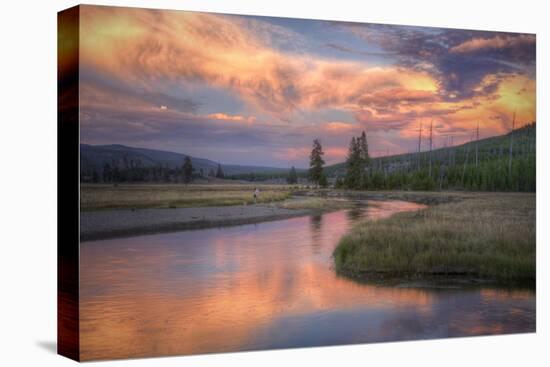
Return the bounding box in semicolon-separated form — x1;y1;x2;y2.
275;197;356;211
80;184;292;210
334;192;535;282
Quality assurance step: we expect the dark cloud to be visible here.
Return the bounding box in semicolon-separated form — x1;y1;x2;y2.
323;42;398;58
334;23;535;101
356;88;438;112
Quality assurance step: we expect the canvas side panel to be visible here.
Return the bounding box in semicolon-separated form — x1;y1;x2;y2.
57;5;80;362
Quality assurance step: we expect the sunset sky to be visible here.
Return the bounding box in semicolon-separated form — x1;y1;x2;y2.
78;5;536;167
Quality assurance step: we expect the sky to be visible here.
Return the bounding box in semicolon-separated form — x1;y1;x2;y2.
78;5;536;168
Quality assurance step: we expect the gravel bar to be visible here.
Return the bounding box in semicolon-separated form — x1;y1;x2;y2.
80;205;311;241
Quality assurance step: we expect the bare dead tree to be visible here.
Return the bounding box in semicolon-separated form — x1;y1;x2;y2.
462;134;472;185
475;121;479;167
508;111;516;180
428;119;433;178
439;164;445;190
450;136;455;165
417;122;422;170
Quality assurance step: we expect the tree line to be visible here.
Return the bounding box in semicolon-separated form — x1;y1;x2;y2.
81;157;226;184
82;121;535;192
224;166;302;183
317;121;535;192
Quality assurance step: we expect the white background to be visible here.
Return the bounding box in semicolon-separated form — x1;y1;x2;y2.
0;0;547;365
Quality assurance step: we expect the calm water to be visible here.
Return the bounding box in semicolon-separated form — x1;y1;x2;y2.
80;200;535;360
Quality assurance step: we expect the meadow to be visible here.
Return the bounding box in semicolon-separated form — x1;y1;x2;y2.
80;183;293;210
334;192;535;283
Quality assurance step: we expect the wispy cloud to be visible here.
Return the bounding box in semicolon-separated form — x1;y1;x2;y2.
207;113;256;123
450;34;536;54
78;5;536;166
80;7;439;117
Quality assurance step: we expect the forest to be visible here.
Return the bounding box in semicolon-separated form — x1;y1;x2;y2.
81;122;535;193
330;122;536;192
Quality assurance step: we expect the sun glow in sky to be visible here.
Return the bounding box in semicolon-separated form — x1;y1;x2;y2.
78;5;536;167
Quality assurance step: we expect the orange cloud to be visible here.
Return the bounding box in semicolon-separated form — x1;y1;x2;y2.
79;6;439;119
450;34;535;54
206;113;256;123
351;71;535;144
324;147;348;161
358;88;438;108
441;73;535;136
275;147;310;162
324;121;357;133
78;5;535;154
275;145;347;165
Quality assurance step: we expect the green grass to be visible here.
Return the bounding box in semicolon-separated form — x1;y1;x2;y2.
334;192;535;283
80;183;292;210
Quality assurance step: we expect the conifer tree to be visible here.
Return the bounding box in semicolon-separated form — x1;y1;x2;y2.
216;164;225;179
344;131;370;189
309;139;325;187
345;136;361;189
287;166;298;184
182;156;193;183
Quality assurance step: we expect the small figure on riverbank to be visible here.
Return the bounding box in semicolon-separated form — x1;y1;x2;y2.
253;187;260;203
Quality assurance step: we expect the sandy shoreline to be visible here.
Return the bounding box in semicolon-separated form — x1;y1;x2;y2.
80;204;312;241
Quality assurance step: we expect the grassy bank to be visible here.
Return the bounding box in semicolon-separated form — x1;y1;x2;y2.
305;189;491;205
334;192;535;283
81;184;293;210
274;197;356;211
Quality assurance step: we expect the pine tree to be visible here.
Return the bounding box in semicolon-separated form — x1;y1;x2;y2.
344;136;361;189
287;166;298;184
102;162;112;183
358;131;370;166
182;156;193;183
344;131;370;189
309;139;325;187
216;164;225;179
319;174;328;188
358;131;370;187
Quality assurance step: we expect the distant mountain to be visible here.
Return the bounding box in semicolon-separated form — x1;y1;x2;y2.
80;144;297;177
81;123;535;186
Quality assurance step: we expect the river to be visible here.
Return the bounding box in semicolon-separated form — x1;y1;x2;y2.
79;200;535;360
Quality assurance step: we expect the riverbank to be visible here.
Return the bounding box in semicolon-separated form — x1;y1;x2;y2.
302;189;488;205
81;205;307;241
80;196;357;241
333;192;535;285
